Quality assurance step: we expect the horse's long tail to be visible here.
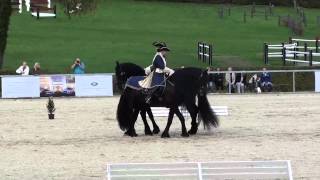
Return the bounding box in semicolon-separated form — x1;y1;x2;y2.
116;89;132;131
197;93;219;129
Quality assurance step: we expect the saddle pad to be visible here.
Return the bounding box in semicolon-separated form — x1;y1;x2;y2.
125;76;145;90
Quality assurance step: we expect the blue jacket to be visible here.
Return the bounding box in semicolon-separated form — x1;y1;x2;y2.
151;53;166;87
73;63;85;74
153;55;166;70
260;72;271;83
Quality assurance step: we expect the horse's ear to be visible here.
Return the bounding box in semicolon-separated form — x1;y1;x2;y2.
116;61;120;66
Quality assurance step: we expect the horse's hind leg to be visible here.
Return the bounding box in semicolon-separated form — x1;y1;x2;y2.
161;108;175;138
140;110;153;136
146;106;160;134
186;103;199;135
174;108;189;137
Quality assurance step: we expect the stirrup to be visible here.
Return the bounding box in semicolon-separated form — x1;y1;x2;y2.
145;96;152;104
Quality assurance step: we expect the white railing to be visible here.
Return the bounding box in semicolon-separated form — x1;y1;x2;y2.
208;69;319;93
264;37;320;65
106;160;293;180
149;106;228;117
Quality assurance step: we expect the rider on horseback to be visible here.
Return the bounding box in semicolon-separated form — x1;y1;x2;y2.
139;42;174;102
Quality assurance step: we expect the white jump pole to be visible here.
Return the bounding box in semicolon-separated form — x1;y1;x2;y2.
25;0;30;12
19;0;22;13
48;0;51;8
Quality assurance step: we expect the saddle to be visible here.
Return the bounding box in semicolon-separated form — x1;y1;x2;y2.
125;75;167;103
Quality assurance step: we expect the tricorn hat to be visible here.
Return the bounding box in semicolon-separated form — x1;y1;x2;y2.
152;41;167;48
158;46;170;52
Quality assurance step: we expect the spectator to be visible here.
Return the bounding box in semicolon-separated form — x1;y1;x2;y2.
225;67;235;93
235;72;245;93
207;67;215;92
248;74;261;93
71;58;85;74
31;62;42;75
16;61;29;75
260;67;273;92
214;67;224;92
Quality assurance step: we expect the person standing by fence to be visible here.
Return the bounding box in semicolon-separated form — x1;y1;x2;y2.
214;67;224;92
71;58;85;74
16;61;30;75
235;72;245;93
225;67;235;93
31;62;42;75
260;67;273;92
207;67;215;92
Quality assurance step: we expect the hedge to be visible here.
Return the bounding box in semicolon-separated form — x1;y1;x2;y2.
136;0;320;8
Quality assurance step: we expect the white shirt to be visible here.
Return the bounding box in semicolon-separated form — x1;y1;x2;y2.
16;65;30;75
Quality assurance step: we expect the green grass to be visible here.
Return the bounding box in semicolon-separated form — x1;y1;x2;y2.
4;0;320;73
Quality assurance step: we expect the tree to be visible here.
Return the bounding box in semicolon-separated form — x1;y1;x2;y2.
0;0;99;70
0;0;12;69
55;0;100;18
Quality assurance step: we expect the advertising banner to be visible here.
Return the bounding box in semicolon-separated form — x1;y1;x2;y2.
2;76;40;98
40;75;75;97
315;71;320;92
75;75;113;96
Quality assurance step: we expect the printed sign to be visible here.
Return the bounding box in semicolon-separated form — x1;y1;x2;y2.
315;71;320;92
1;76;40;98
40;75;75;97
75;75;113;96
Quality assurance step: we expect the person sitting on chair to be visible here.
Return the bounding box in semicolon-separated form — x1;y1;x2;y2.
260;67;273;92
139;44;174;102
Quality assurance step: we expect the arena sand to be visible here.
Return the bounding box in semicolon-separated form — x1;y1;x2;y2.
0;93;319;179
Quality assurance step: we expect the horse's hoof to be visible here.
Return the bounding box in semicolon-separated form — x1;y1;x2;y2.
188;128;198;135
145;129;153;136
153;127;160;134
181;132;189;137
161;132;170;138
124;130;138;137
124;131;130;136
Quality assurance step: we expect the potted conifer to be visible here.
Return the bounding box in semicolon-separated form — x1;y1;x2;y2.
47;97;56;119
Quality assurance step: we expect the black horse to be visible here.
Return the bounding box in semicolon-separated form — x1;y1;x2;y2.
116;64;219;138
115;62;160;135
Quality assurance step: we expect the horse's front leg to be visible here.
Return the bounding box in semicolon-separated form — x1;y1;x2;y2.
161;108;175;138
140;109;153;136
146;106;160;134
125;109;139;137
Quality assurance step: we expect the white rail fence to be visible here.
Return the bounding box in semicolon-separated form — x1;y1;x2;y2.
198;42;213;66
149;106;228;117
106;160;293;180
208;69;319;93
264;37;320;65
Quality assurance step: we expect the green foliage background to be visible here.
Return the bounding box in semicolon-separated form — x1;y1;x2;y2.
3;0;320;73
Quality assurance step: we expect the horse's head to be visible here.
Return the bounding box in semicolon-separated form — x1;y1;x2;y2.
199;69;209;96
115;61;126;91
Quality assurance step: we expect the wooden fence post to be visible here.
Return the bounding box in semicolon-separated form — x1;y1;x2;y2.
264;43;268;64
36;7;39;19
282;47;286;66
309;50;313;66
304;43;308;61
209;44;213;66
244;11;247;23
315;37;319;53
264;7;268;20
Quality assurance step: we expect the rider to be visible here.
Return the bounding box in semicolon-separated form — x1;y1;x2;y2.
139;42;174;101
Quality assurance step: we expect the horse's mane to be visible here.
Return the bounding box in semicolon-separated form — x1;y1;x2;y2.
116;62;145;76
